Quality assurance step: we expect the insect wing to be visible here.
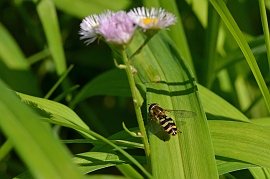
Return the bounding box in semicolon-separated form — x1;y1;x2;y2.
166;109;196;118
148;119;161;135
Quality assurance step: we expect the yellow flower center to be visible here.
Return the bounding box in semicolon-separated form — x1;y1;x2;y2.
141;18;158;25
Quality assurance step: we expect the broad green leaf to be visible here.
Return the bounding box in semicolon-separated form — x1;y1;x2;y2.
15;92;150;178
130;32;218;178
216;157;256;175
70;68;131;108
251;117;270;127
158;0;195;75
0;79;83;178
69;65;250;124
198;84;249;122
37;0;67;75
209;120;270;169
16;92;92;139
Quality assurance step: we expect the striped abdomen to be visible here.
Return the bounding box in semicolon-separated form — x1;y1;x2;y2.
158;115;178;136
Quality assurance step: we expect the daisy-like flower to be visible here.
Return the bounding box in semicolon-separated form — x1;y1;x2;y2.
128;7;176;31
79;10;114;45
97;11;136;47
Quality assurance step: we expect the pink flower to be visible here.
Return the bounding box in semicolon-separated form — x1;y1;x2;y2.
97;11;136;46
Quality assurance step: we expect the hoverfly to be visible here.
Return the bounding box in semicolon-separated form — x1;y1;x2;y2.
148;103;196;138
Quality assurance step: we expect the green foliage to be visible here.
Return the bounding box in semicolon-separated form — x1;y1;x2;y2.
0;0;269;178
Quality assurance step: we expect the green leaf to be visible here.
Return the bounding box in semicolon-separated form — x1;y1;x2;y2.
0;79;83;178
62;131;143;150
16;92;92;139
72;152;145;174
116;164;144;179
0;23;28;69
16;91;150;178
157;0;195;75
70;68;131;108
53;0;131;18
209;0;270;113
198;84;249;122
201;4;220;88
37;0;67;75
85;174;128;179
216;35;266;73
251;117;270;127
216;157;256;175
0;23;40;95
72;152;128;174
210;120;270;169
249;167;270;179
130;32;218;178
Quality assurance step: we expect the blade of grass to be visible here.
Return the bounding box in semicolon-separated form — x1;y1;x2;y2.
209;0;270;113
0;139;12;162
0;23;28;70
258;0;270;72
36;0;67;75
44;64;74;99
0;23;40;95
202;4;220;88
117;164;144;179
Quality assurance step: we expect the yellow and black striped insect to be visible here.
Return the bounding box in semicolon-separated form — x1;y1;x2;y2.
148;103;196;137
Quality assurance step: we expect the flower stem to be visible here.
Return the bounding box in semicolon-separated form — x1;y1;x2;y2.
120;50;151;170
128;36;152;61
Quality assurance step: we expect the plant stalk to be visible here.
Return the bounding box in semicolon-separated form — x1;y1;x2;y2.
120;50;151;171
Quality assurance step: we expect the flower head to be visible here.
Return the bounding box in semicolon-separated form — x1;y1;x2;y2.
97;11;136;47
79;10;114;45
128;7;176;31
